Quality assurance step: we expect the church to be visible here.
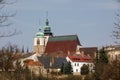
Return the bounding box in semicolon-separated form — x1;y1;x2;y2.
33;18;97;57
25;18;97;75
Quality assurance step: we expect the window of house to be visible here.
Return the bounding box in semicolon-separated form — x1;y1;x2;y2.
74;63;76;66
77;63;79;66
76;69;78;72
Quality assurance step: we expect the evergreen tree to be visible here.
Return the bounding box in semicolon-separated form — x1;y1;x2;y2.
65;61;73;74
99;47;108;64
60;62;65;74
94;47;109;80
80;64;89;75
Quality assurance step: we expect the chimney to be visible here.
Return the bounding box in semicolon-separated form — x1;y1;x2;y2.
67;50;70;55
81;51;84;57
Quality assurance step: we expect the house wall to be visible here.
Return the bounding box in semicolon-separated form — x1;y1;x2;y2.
72;62;93;75
105;46;120;62
34;45;45;54
107;50;120;61
66;57;94;75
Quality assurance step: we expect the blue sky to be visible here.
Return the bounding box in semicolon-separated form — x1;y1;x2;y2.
0;0;120;51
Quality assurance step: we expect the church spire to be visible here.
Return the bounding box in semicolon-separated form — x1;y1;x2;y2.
44;20;53;36
46;19;49;26
44;12;53;36
45;11;49;26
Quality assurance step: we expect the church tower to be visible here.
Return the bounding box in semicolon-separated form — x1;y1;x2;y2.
34;27;45;55
43;19;53;46
34;18;53;55
44;19;53;36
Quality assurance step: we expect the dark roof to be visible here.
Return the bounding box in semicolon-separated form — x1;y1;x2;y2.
80;47;97;59
48;35;80;41
37;56;50;68
45;35;81;55
52;57;67;68
37;56;67;68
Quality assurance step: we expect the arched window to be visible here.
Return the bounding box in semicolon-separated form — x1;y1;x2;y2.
37;39;40;45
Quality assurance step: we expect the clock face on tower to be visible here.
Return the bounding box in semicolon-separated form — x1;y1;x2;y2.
37;39;40;45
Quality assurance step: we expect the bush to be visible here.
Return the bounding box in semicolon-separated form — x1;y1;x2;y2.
81;64;89;75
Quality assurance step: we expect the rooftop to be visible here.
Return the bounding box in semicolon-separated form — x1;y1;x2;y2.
68;55;93;62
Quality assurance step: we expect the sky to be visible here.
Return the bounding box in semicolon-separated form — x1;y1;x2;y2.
0;0;120;51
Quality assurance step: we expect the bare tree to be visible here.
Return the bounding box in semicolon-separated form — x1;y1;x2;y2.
0;44;20;71
101;60;120;80
112;13;120;44
0;0;19;37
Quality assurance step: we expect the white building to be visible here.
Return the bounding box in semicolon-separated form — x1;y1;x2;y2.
66;55;94;75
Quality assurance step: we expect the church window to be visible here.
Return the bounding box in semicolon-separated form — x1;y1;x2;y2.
37;39;40;45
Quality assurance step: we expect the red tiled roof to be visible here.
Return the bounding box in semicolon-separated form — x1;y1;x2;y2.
24;59;34;63
80;47;97;59
68;55;93;62
45;40;79;55
34;61;43;66
13;54;22;60
45;35;81;56
24;59;43;66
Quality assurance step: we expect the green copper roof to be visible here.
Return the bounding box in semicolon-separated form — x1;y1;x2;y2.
44;26;51;30
36;31;44;38
35;26;44;38
48;35;78;41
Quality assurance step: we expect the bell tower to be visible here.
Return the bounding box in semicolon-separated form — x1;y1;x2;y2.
34;27;45;55
44;19;53;36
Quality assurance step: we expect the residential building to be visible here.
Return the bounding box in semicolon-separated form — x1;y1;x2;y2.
66;54;94;75
105;45;120;62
